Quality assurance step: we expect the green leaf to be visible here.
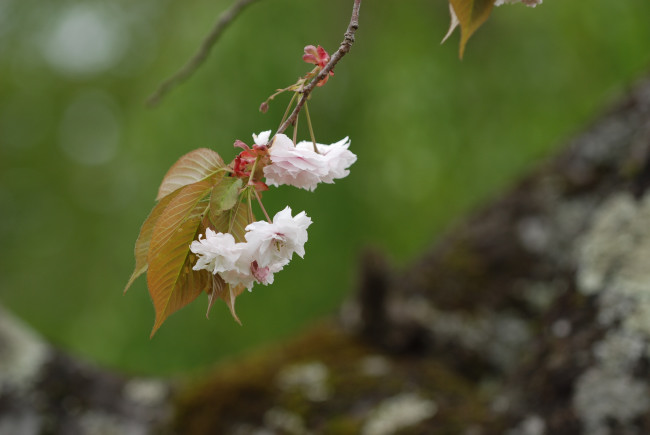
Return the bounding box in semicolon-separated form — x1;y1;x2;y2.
147;178;215;337
448;0;495;58
210;194;252;243
156;148;226;201
124;189;180;294
210;176;243;215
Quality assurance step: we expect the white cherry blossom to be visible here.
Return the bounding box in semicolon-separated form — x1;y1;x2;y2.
245;206;312;268
220;264;257;290
190;208;311;291
190;229;243;274
190;229;257;290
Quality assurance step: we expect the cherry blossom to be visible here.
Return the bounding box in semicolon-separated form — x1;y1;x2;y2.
190;229;243;274
263;134;325;190
250;261;283;286
264;134;356;191
297;137;356;183
190;208;311;291
245;207;312;269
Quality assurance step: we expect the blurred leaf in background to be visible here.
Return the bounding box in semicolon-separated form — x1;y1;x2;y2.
1;0;649;376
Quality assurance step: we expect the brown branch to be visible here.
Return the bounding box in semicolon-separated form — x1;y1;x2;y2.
276;0;362;136
146;0;262;107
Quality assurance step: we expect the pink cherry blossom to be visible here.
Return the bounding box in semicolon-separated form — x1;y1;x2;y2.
264;134;356;191
296;137;356;183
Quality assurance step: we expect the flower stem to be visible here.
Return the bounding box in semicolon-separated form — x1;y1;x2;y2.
254;189;272;223
292;111;299;145
246;188;254;223
247;156;260;186
304;101;319;153
278;92;298;138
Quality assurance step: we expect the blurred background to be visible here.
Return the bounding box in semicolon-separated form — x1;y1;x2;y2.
1;0;649;377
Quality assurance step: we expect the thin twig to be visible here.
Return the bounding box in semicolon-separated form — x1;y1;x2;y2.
276;0;362;136
146;0;262;107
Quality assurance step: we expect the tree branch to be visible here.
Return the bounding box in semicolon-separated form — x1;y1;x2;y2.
276;0;362;136
146;0;262;107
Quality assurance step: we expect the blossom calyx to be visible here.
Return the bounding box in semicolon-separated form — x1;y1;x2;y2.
232;138;270;182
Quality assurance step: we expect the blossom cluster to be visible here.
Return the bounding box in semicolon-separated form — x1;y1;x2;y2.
191;207;311;290
191;128;356;292
255;130;357;191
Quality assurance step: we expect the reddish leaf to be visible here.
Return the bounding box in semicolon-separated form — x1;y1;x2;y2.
156;148;225;201
124;190;181;294
448;0;496;58
147;179;215;336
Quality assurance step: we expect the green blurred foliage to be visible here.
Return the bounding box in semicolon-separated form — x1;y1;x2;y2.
1;0;649;375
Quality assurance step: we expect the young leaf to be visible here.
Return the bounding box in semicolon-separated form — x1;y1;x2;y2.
124;190;181;294
218;283;246;325
210;176;243;215
205;275;244;325
156;148;226;201
147;179;215;336
206;274;225;319
448;0;495;58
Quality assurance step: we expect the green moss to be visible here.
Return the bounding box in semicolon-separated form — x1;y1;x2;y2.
173;321;493;434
